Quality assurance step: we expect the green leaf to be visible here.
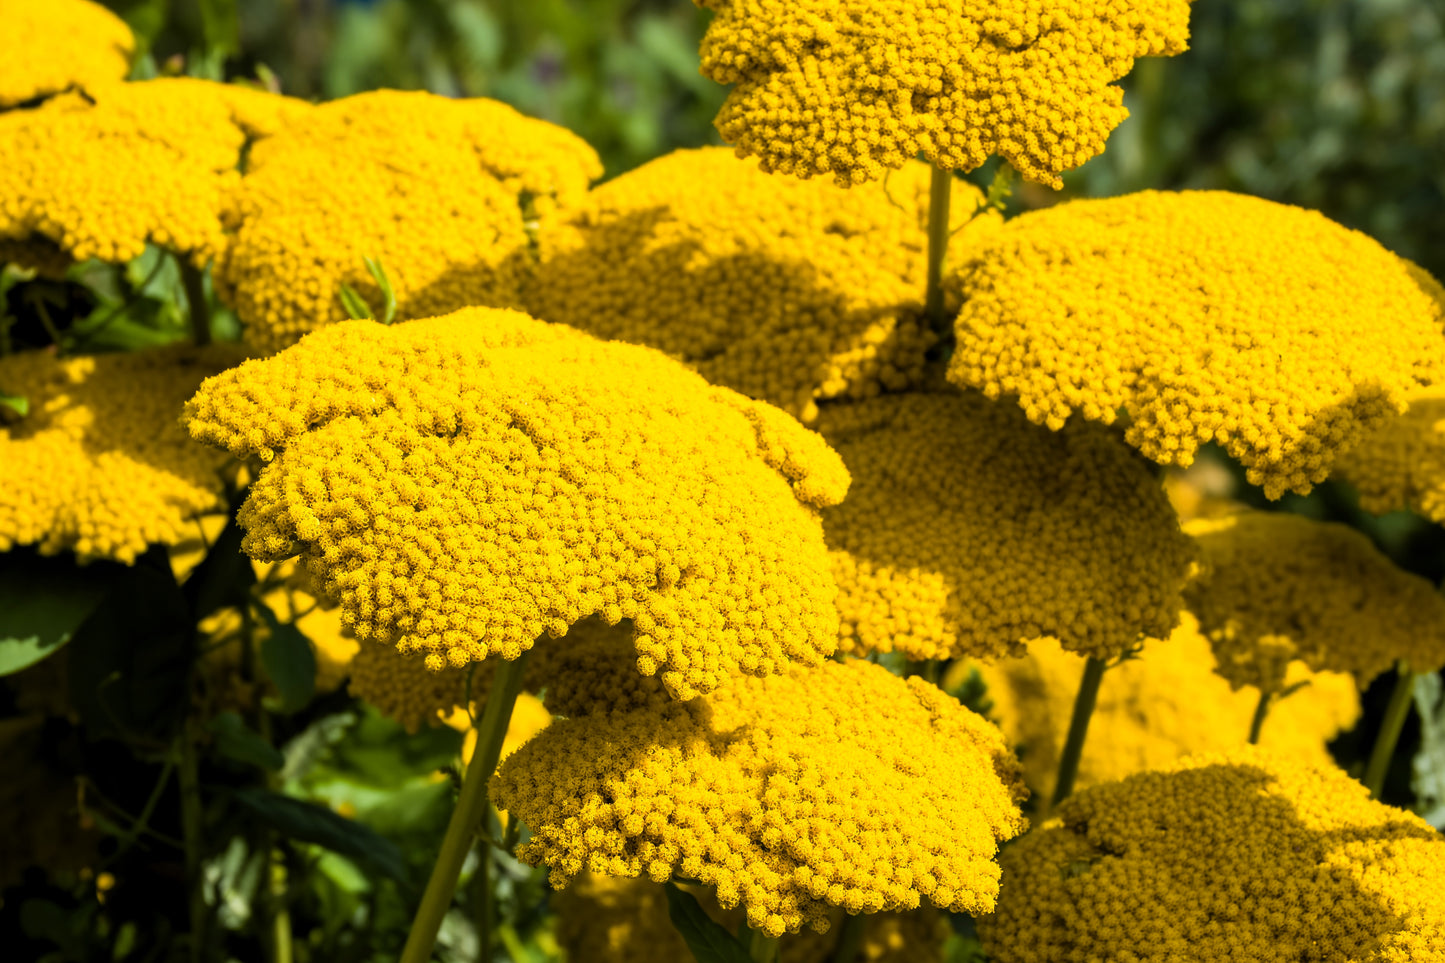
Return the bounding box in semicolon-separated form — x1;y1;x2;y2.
363;258;397;325
1412;672;1445;829
664;883;753;963
0;393;27;418
255;600;317;713
231;787;412;887
337;283;374;320
0;553;116;676
209;711;284;771
198;0;240;59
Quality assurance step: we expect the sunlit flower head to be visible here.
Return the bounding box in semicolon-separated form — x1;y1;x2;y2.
0;0;133;108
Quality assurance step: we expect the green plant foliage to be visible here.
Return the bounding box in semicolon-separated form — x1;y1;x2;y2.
256;600;317;714
231;787;414;888
1413;672;1445;828
209;710;285;771
663;883;753;963
0;552;115;676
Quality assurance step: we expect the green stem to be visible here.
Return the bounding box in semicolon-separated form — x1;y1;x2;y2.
830;911;868;963
180;259;213;347
471;840;493;962
1364;662;1416;799
1051;656;1107;809
399;651;531;963
177;724;207;963
269;848;293;963
923;165;952;335
748;929;781;963
1247;689;1272;745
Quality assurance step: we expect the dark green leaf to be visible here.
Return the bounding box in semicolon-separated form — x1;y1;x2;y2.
256;601;316;713
0;553;116;676
182;514;255;622
231;787;412;887
664;883;753;963
209;711;284;771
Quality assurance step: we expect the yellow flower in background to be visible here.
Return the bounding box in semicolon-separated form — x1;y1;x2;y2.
981;746;1445;962
817;391;1193;662
348;639;480;734
0;344;244;563
185;308;849;700
1185;511;1445;692
495;639;1026;937
217;89;601;353
0;79;308;269
695;0;1192;187
526;148;998;422
1334;386;1445;522
973;611;1360;807
553;872;949;963
947;191;1445;499
0;0;133;108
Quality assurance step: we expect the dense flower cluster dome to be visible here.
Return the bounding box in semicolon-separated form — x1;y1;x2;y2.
0;79;307;267
0;344;243;563
218;90;601;353
975;611;1360;805
1334;387;1445;522
982;747;1445;962
817;391;1193;661
1185;511;1445;691
554;872;949;963
495;641;1026;937
526;148;997;421
947;191;1445;498
0;0;133;108
695;0;1193;187
185;308;849;699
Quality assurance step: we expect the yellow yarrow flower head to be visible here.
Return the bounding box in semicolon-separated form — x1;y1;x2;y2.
184;307;850;700
1185;511;1445;692
494;639;1026;938
1334;386;1445;522
974;611;1360;806
526;148;998;422
947;190;1445;499
0;0;133;108
0;78;308;268
981;746;1445;962
695;0;1192;187
348;639;476;734
553;872;949;963
217;89;601;353
0;344;243;563
817;391;1193;662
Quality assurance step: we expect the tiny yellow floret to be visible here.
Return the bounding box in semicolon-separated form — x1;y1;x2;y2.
0;0;133;107
1335;386;1445;522
947;191;1445;498
695;0;1192;187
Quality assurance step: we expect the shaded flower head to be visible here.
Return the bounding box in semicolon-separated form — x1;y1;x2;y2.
218;89;601;353
982;747;1445;962
947;190;1445;498
696;0;1192;186
527;147;997;421
1334;386;1445;522
817;391;1193;662
1184;511;1445;691
185;308;849;699
0;0;133;108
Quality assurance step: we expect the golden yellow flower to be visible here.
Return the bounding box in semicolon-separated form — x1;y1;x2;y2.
0;344;243;563
1185;511;1445;691
695;0;1192;187
494;641;1026;937
0;79;308;268
981;746;1445;962
217;89;601;353
554;872;948;963
526;147;997;421
0;0;133;108
947;191;1445;499
1334;387;1445;522
975;611;1360;805
185;308;849;700
817;391;1193;661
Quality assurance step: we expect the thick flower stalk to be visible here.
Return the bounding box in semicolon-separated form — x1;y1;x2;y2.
185;308;850;700
526;147;997;422
1334;386;1445;522
494;634;1027;938
0;78;307;270
0;0;133;108
947;191;1445;498
975;611;1360;805
981;746;1445;961
0;344;243;563
553;872;948;963
695;0;1192;187
217;90;601;353
1185;511;1445;692
817;391;1194;661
